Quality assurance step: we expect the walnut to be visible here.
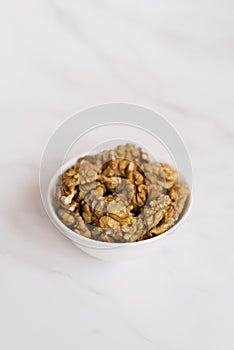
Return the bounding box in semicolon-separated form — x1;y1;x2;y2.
61;176;78;196
113;178;135;203
98;175;122;191
53;185;78;211
54;143;190;243
168;183;190;222
73;211;92;238
101;158;137;178
144;183;190;238
133;188;147;208
100;158;148;211
60;166;79;196
106;200;129;217
115;143;150;165
62;167;79;178
78;160;99;185
81;202;93;223
147;183;164;200
142;162;177;189
99;216;120;229
99;234;116;243
57;208;76;226
106;200;134;225
91;227;102;240
78;181;106;204
158;163;178;189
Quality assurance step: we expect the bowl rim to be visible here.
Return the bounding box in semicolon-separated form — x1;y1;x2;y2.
47;155;193;250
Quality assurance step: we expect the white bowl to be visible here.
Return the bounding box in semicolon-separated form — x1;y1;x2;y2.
40;103;193;261
47;156;192;261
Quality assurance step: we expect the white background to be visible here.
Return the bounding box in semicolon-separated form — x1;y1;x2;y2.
0;1;234;349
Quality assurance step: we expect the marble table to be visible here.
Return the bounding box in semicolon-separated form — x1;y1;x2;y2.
1;0;234;349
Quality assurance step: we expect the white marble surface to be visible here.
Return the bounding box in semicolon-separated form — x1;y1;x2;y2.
1;0;234;349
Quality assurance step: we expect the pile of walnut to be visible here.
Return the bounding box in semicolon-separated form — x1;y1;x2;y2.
54;144;190;243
